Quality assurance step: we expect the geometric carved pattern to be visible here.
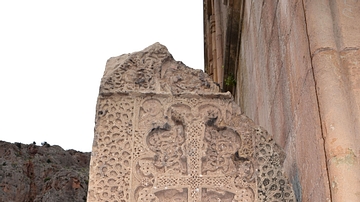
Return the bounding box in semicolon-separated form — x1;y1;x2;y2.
87;43;295;201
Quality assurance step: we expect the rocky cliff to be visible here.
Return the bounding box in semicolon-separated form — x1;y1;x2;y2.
0;140;90;202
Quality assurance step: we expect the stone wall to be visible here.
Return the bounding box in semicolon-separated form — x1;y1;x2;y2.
236;1;330;201
203;0;360;201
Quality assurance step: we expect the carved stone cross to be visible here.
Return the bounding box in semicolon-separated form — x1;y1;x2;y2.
141;117;250;202
87;43;295;202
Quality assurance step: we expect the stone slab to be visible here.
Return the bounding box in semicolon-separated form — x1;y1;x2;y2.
87;43;295;202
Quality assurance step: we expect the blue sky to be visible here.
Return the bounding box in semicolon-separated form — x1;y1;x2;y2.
0;1;204;152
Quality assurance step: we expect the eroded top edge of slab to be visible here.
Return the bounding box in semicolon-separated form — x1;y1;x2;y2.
99;43;222;96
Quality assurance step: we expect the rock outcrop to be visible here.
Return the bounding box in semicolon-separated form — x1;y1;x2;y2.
0;140;90;202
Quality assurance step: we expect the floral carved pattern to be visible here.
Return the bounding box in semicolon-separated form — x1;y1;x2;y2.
146;125;186;174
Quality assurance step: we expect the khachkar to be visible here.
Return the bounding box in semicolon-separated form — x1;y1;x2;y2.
87;43;295;202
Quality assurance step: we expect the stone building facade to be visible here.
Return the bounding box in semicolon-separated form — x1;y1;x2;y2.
203;0;360;201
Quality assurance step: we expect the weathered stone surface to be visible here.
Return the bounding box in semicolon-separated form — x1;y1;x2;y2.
305;1;360;200
206;1;331;201
87;43;295;201
0;140;90;202
203;0;360;201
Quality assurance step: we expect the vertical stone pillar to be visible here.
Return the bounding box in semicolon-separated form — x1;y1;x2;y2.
304;0;360;201
214;0;224;88
210;15;218;82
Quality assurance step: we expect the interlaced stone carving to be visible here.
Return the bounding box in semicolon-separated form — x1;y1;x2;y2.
87;43;295;201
